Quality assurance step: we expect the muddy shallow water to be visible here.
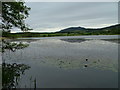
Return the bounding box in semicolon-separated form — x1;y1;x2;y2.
3;35;119;88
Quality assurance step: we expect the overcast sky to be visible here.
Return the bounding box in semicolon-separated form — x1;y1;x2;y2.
12;2;118;33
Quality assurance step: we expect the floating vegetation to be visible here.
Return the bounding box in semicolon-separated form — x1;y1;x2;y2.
40;57;117;72
93;61;97;63
86;58;88;61
84;64;88;67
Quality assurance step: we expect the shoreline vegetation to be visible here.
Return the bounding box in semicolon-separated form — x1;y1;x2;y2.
1;24;120;39
1;32;120;39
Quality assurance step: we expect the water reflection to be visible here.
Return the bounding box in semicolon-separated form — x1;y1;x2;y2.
60;38;87;43
1;39;29;53
2;62;30;89
28;39;117;72
1;39;30;89
102;39;120;44
60;38;119;44
1;35;118;88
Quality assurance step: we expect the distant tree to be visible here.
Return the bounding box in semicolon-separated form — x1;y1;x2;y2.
1;1;31;32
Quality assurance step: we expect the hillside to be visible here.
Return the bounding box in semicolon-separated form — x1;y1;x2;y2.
58;27;86;33
2;24;120;38
58;24;120;34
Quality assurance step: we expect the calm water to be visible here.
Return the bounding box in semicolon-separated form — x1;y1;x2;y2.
3;35;119;88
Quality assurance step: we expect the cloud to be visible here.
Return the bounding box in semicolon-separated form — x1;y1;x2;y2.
23;2;118;32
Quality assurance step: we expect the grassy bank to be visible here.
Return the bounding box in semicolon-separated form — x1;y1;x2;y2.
2;31;120;38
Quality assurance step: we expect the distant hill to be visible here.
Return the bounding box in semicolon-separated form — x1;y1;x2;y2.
59;26;86;33
2;24;120;38
58;24;120;34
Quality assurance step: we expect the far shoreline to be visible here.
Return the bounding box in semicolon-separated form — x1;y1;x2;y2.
1;34;119;40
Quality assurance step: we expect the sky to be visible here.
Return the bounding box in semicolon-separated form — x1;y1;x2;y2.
12;2;118;33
